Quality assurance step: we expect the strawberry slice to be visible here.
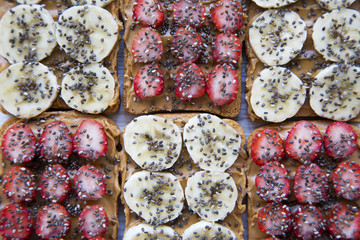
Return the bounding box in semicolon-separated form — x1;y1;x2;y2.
133;0;164;28
333;160;360;200
328;204;360;239
255;161;290;202
212;33;242;63
39;120;73;163
35;203;71;239
79;205;109;239
324;122;358;159
1;123;36;164
74;164;106;201
285;121;322;164
39;164;71;203
175;62;205;101
89;237;106;240
205;63;239;106
171;26;203;63
132;27;163;63
173;0;205;28
73;119;108;160
3;166;36;203
211;0;243;33
0;203;32;239
257;202;292;236
134;63;164;98
251;128;285;166
293;205;325;240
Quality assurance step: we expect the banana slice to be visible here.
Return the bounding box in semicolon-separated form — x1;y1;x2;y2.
250;66;306;122
16;0;42;3
185;171;238;222
315;0;356;10
312;8;360;63
309;64;360;121
123;223;180;240
183;114;241;172
71;0;113;7
251;0;297;8
123;115;182;171
0;62;58;118
61;63;115;114
123;171;184;225
56;5;119;63
249;9;307;66
0;4;57;64
183;221;237;240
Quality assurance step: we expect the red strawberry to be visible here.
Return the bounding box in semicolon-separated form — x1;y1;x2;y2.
89;237;106;240
175;62;205;101
79;205;109;239
211;0;243;33
212;33;242;63
3;166;36;202
74;164;106;201
171;26;203;63
328;204;360;239
255;161;290;202
251;128;285;166
333;160;360;200
40;164;71;203
35;203;71;239
134;63;164;98
73;119;108;160
205;63;239;105
257;202;292;236
173;0;205;28
132;27;163;63
1;123;36;164
133;0;164;28
0;203;32;239
285;121;322;164
39;120;73;163
324;122;357;159
293;205;326;240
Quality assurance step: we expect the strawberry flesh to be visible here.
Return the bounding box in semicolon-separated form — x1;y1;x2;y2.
293;205;325;240
171;26;203;63
79;205;109;239
333;160;360;200
74;164;106;201
134;63;164;98
257;202;292;236
133;0;164;28
212;33;242;63
328;203;360;239
175;62;205;101
211;0;243;33
132;27;163;63
173;0;205;28
0;203;32;239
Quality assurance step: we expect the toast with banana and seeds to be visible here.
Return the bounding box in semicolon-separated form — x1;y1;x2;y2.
0;111;121;239
244;0;360;122
120;113;247;239
246;120;360;239
0;0;122;118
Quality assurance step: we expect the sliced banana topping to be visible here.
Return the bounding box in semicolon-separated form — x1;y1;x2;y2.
183;114;241;172
251;0;298;9
312;8;360;63
71;0;113;7
123;223;180;240
182;221;237;240
249;9;307;66
310;64;360;121
61;63;115;114
185;171;238;222
0;62;58;118
0;4;57;63
16;0;42;3
56;5;119;63
315;0;356;10
124;115;182;171
123;171;184;225
250;67;306;122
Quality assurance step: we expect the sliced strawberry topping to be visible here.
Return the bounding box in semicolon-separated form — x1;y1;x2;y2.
3;166;36;203
79;205;109;239
293;205;325;240
324;122;358;159
171;26;203;63
328;204;360;239
0;203;32;239
74;164;106;201
173;0;205;28
1;123;36;164
255;161;290;202
212;33;242;63
134;63;164;98
35;203;71;239
257;202;292;236
40;164;71;203
333;160;360;200
205;63;239;106
133;0;164;28
73;119;108;160
285;121;322;164
211;0;243;33
132;27;163;63
175;62;205;101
